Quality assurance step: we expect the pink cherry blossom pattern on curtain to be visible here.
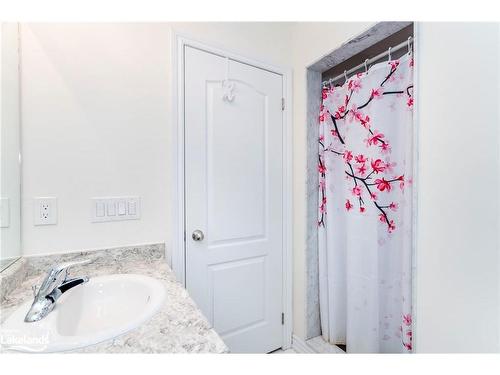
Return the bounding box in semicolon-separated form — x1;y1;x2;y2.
318;56;414;233
317;53;414;353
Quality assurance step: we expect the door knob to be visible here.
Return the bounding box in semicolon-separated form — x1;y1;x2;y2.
192;230;204;242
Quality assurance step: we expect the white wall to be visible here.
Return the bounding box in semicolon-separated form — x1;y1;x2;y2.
1;23;21;265
21;24;171;257
20;23;293;262
414;22;499;352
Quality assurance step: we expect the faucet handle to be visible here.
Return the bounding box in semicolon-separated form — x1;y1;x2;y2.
36;259;91;299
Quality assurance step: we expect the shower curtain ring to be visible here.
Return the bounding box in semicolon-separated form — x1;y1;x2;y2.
407;36;412;55
364;59;369;73
388;47;392;61
344;70;348;83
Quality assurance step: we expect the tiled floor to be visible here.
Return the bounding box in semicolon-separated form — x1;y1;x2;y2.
269;336;345;354
306;336;345;353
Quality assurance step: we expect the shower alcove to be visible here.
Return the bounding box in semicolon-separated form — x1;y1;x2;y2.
303;21;416;352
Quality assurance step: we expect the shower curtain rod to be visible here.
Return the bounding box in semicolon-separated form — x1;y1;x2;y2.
322;36;414;86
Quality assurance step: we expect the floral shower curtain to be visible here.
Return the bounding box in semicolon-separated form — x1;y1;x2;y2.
318;53;414;353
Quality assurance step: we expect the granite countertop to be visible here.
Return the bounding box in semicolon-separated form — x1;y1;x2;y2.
0;244;229;353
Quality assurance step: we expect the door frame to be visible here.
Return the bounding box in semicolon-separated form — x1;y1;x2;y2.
170;32;293;350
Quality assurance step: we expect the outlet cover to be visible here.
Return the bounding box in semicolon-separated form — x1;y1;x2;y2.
34;197;57;225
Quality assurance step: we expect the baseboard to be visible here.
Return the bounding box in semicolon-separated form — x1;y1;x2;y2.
291;334;316;353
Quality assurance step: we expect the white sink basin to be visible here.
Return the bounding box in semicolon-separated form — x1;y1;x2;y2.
0;274;166;353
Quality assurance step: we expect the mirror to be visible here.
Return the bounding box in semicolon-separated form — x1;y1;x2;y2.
0;23;21;271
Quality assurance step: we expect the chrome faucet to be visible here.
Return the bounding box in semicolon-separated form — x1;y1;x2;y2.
24;259;91;322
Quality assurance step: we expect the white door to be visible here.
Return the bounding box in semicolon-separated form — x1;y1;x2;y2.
184;46;284;353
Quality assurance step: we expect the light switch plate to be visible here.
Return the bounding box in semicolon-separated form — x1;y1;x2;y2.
34;197;57;225
91;197;140;223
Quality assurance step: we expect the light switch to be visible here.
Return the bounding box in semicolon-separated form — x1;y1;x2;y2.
118;200;127;216
96;202;105;217
128;201;137;215
107;201;116;216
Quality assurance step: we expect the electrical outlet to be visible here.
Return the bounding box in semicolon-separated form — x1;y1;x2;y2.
34;197;57;225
